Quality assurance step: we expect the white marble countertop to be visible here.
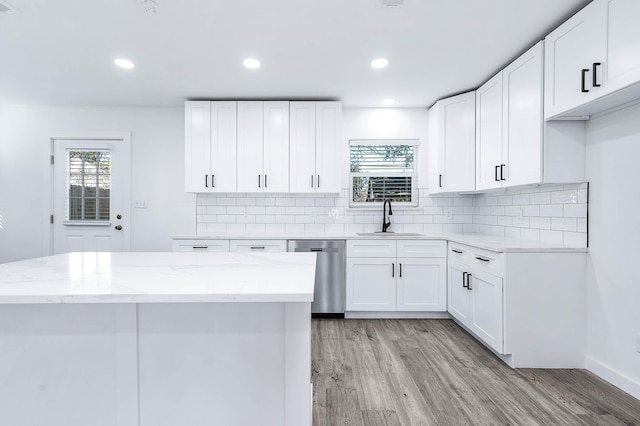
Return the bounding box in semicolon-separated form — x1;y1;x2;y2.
0;252;317;304
171;232;588;253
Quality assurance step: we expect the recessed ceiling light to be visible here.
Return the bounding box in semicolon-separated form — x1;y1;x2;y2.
243;58;261;69
371;58;389;69
114;58;135;69
382;98;396;106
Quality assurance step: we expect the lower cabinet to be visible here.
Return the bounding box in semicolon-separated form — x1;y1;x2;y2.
171;239;286;253
346;240;447;312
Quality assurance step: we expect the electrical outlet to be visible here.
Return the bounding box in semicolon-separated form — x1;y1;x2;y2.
309;210;317;219
444;209;452;219
636;333;640;353
515;209;524;225
134;199;147;208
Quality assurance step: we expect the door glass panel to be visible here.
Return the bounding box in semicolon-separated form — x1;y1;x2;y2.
67;150;111;221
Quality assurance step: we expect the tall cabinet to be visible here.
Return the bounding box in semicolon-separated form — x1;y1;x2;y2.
476;41;585;190
428;91;476;193
184;101;237;192
237;101;290;192
289;101;342;193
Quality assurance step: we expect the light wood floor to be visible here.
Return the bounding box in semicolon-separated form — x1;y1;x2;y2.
311;319;640;426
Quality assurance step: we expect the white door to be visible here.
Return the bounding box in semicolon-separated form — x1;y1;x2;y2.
502;41;543;187
52;138;130;254
315;102;342;193
469;270;504;354
237;101;264;192
263;101;290;193
184;101;211;192
396;257;447;312
543;0;606;118
448;260;472;326
289;102;317;193
210;101;237;192
475;72;504;190
442;92;475;192
346;257;396;311
603;0;640;95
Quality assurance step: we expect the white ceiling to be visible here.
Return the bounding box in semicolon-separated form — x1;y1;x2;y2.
0;0;591;108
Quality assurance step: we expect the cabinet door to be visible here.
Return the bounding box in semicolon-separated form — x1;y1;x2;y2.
502;42;543;187
448;260;472;326
476;72;504;190
184;102;211;192
210;101;237;192
237;101;264;192
544;0;606;119
396;258;446;312
315;102;342;193
346;258;396;311
469;270;504;354
602;0;640;94
289;102;317;193
441;92;476;192
263;101;290;193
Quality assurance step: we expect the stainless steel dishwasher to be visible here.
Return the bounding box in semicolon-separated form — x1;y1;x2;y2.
287;240;346;318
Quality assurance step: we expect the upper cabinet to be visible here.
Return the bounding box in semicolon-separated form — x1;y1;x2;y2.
545;0;640;120
185;101;237;193
237;101;290;193
428;92;476;194
289;102;342;193
476;41;585;191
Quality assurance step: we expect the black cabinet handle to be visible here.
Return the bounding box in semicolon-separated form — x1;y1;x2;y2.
463;271;468;289
500;164;506;181
495;165;500;182
581;69;589;93
439;174;443;188
399;263;402;278
317;175;320;188
311;175;314;188
192;246;207;249
250;246;265;250
212;174;215;188
466;273;472;290
205;174;208;188
593;62;601;87
475;256;490;262
265;174;268;188
258;175;261;188
451;249;463;254
392;263;395;278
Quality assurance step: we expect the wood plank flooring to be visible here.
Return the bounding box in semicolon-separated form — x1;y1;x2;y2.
311;319;640;425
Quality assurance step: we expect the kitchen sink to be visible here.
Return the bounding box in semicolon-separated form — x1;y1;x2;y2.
356;232;423;237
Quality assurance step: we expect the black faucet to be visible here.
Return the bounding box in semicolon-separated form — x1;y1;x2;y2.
382;199;393;233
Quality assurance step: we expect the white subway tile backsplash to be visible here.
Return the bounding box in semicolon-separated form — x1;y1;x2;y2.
195;183;588;247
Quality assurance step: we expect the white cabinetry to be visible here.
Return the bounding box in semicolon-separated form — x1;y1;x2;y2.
447;242;587;368
185;101;237;192
229;239;287;253
428;92;475;193
545;0;640;119
289;102;342;193
346;239;447;313
237;101;289;193
476;41;585;190
171;239;230;252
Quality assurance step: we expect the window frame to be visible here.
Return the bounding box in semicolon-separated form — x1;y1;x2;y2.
348;139;420;208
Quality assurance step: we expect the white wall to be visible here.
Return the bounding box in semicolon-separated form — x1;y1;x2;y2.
585;102;640;398
0;105;194;263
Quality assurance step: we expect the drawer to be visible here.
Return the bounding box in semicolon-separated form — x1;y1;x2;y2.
229;239;286;253
347;240;396;258
448;242;473;263
171;239;230;252
397;240;446;258
469;247;505;277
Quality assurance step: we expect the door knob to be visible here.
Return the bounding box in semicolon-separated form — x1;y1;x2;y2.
115;225;123;231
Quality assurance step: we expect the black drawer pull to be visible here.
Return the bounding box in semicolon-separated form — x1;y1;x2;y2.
451;249;463;254
475;256;491;262
250;246;266;250
581;69;589;93
192;246;208;249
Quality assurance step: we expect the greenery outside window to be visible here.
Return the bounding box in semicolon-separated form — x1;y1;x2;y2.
349;140;419;207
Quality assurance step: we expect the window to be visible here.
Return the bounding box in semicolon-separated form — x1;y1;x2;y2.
66;150;111;221
349;140;418;207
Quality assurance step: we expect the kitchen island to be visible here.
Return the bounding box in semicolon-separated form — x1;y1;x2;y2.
0;252;316;426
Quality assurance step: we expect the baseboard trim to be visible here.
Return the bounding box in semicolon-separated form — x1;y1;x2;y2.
586;356;640;400
345;311;450;319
